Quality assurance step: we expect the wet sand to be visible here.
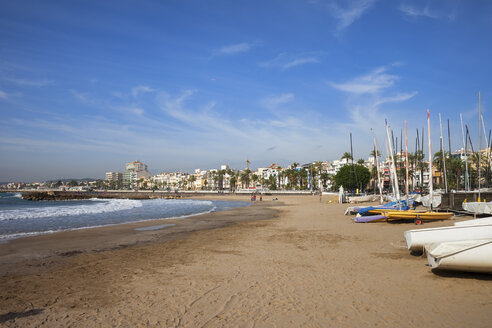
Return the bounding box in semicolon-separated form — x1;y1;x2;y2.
1;195;491;327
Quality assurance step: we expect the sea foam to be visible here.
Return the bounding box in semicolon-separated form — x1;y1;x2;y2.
0;198;143;221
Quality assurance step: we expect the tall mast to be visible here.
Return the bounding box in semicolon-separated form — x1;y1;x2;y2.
386;120;400;202
385;133;395;198
405;121;410;203
427;109;433;208
439;113;448;193
481;114;492;181
421;128;424;191
460;113;469;191
371;129;383;204
479;91;482;199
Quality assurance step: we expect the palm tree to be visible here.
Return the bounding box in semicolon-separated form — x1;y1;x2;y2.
341;152;353;161
251;174;259;188
370;149;380;158
240;169;251;189
188;175;197;190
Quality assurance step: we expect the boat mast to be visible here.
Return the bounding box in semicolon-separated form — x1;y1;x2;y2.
385;134;396;199
481;114;492;182
460;113;469;191
479;91;482;200
427;109;433;209
371;129;384;204
405;121;410;203
439;113;448;193
386;120;400;203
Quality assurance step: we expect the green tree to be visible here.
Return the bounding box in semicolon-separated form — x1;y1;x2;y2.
370;149;380;158
240;169;251;189
188;175;196;190
333;164;371;192
341;152;353;161
251;173;259;187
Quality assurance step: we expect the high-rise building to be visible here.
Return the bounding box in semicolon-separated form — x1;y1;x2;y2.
123;161;151;187
105;172;122;182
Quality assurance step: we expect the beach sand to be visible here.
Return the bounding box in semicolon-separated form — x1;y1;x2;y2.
1;195;491;327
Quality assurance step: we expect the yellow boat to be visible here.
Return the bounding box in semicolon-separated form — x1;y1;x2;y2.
377;210;453;222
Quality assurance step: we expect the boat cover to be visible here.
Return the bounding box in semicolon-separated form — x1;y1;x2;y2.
462;201;492;214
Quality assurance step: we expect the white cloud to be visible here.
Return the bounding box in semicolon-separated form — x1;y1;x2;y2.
260;53;321;70
215;42;254;55
0;90;8;100
132;85;155;98
398;1;460;21
398;3;438;19
70;90;90;102
327;0;376;33
4;78;54;87
328;66;399;94
374;91;418;106
283;57;319;69
260;93;295;110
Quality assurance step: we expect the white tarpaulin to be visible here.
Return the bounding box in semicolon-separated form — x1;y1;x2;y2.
347;195;376;204
420;194;442;208
462;201;492;214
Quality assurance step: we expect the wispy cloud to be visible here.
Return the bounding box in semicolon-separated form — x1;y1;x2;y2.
328;66;399;94
260;53;320;70
260;93;295;110
70;90;91;103
214;42;255;55
398;3;438;19
4;78;54;87
398;1;460;21
0;90;8;100
327;64;418;152
327;0;376;33
131;85;155;98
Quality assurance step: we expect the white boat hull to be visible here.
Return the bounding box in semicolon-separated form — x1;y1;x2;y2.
462;201;492;214
347;195;376;204
403;224;492;251
454;216;492;226
426;240;492;273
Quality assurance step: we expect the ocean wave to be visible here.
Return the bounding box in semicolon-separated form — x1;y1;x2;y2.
0;198;143;221
0;192;22;199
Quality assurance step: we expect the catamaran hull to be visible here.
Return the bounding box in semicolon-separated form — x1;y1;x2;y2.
404;224;492;251
353;215;386;223
426;240;492;273
462;201;492;215
454;216;492;226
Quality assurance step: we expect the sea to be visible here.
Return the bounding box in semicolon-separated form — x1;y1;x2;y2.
0;192;249;242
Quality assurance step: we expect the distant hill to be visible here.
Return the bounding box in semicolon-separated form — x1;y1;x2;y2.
45;178;98;183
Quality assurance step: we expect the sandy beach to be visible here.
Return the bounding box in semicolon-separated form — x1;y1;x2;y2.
1;195;491;327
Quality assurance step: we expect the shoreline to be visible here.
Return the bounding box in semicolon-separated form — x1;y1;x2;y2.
0;197;251;244
0;195;271;277
1;195;491;327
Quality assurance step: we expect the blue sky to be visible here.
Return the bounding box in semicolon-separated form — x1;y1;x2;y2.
1;0;491;181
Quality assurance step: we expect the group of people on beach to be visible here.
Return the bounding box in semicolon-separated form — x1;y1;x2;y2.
251;193;262;202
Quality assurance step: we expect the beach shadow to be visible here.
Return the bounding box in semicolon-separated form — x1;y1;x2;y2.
0;308;44;323
431;269;492;281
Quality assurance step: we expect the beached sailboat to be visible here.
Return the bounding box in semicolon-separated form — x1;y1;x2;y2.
454;216;492;226
426;239;492;273
461;92;490;215
462;200;492;215
404;224;492;251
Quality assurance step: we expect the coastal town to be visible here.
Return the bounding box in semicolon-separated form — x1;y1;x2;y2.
2;146;489;194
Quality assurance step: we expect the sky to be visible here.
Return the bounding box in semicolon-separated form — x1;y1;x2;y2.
1;0;491;182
